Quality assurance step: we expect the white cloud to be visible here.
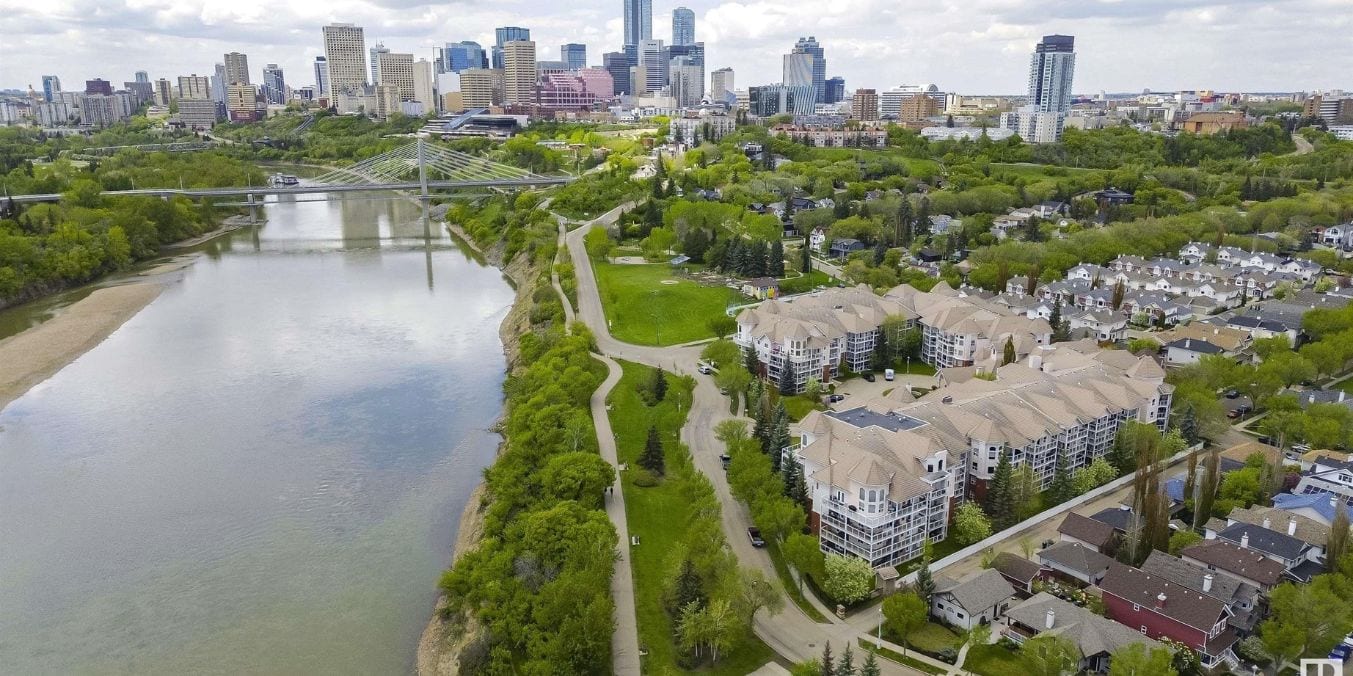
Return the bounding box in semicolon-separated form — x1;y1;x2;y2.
0;0;1348;94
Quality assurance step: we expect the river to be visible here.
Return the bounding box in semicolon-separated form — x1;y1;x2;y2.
0;194;514;674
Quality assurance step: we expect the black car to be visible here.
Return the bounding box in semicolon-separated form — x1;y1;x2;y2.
720;454;731;470
1225;389;1240;399
747;527;766;548
863;373;876;382
828;394;845;403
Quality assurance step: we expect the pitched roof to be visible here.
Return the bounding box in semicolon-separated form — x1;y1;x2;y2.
934;568;1016;612
1005;592;1162;658
1088;506;1135;533
1139;550;1250;605
1227;505;1331;547
1165;338;1223;354
1099;562;1228;632
1180;540;1286;586
1058;512;1118;549
992;552;1043;584
1037;541;1114;576
1217;522;1308;561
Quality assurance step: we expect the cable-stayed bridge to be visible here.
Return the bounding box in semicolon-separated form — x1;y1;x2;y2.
7;140;571;204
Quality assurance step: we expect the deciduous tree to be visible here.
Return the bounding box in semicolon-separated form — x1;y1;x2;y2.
882;592;928;656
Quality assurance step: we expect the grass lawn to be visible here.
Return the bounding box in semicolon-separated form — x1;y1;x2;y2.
858;638;947;675
608;361;774;674
779;269;837;295
594;262;747;346
963;644;1038;676
889;360;937;376
1334;377;1353;394
781;394;825;421
764;539;830;623
882;620;962;654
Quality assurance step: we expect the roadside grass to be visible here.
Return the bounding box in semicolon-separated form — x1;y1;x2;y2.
963;643;1039;676
763;539;830;623
594;262;746;346
858;638;947;675
608;361;773;674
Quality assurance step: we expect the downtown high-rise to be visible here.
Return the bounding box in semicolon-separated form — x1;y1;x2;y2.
313;57;329;96
623;0;652;48
224;52;250;85
561;43;587;70
443;42;488;72
671;7;695;45
262;64;286;105
785;37;826;103
1001;34;1076;143
493;27;530;69
322;23;368;94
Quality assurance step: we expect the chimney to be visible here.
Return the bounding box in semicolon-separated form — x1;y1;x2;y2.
1185;339;1192;348
1045;609;1056;629
1119;503;1131;511
1241;532;1249;549
1262;517;1271;530
1203;574;1214;593
1289;517;1298;536
1155;592;1167;609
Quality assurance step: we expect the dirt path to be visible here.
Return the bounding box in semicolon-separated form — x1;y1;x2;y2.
0;283;163;413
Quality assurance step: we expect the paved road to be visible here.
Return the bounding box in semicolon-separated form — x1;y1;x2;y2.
563;209;933;674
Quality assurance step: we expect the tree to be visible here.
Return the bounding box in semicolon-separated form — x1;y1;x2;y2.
539;452;615;509
1050;299;1070;342
1003;336;1016;365
801;244;812;272
1049;449;1074;505
1262;577;1353;665
1022;633;1080;676
780;359;798;395
859;651;881;676
770;240;787;277
640;425;666;476
822;554;874;605
784;533;825;593
836;643;856;676
652;368;669;403
1328;505;1351;571
986;450;1016;528
1168;529;1202;555
707;315;737;340
882;592;928;656
754;495;804;543
820;642;836;676
1012;463;1040;520
1111;280;1125;310
1193;449;1221;530
953;501;993;545
1109;643;1177;676
915;542;935;600
670;557;706;615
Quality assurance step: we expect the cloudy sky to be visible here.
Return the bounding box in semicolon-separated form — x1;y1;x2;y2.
1;0;1349;95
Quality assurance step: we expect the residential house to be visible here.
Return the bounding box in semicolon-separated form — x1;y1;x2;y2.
1164;338;1224;366
930;568;1017;629
1225;505;1331;574
1178;242;1214;264
992;552;1042;596
1033;201;1069;219
1003;592;1165;673
1037;541;1114;586
1155;324;1252;355
1140;550;1262;633
1273;491;1353;528
809;226;827;253
1057;512;1118;554
1320;222;1353;250
1067;309;1127;342
1223;314;1299;343
1099;563;1240;670
1180;540;1287;592
929;214;960;235
829;238;865;259
1088;505;1136;535
741;277;780;300
1291;454;1353;515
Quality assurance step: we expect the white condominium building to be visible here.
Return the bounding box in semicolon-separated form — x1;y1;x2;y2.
323;23;368;95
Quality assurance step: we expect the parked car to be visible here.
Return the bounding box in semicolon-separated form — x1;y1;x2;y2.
1329;643;1351;662
884;368;895;381
828;394;846;403
720;454;731;470
863;372;875;382
747;527;766;548
1227;409;1241;419
698;363;712;375
1225;389;1240;398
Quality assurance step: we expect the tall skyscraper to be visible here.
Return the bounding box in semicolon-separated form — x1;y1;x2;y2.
460;68;504;108
85;79;113;95
224;52;250;85
41;76;60;102
378;52;415;101
323;23;369;94
1001;34;1075;143
444;42;487;72
786;37;826;103
153;78;173;105
669;57;702;106
412;59;435;111
502;40;537;105
313;57;329;96
262;64;286;105
823;76;845;104
561;43;587;70
783;52;814;91
710;67;733;101
603;52;631;95
623;0;652;48
851;89;879;121
1028;34;1076;113
672;7;695;45
211;63;227;102
135;71;149;84
637;39;667;95
493;27;530;69
369;43;391;85
177;74;211;100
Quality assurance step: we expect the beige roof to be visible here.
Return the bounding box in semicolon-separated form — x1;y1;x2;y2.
1228;505;1331;547
736;285;915;348
796;412;938;502
1158;323;1251;352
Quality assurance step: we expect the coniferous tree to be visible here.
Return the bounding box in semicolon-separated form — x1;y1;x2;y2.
1111;280;1125;310
860;652;881;676
896;197;913;248
915;197;930;240
753;393;773;450
745;348;761;380
1177;406;1199;445
820;642;835;676
986;450;1016;528
780;358;797;396
671;557;705;613
770;240;786;277
801;243;812;272
915;544;935;600
873;241;887;266
641;426;666;476
837;643;856;676
653;368;669;403
769;402;790;471
1049;449;1074;504
1003;336;1016;365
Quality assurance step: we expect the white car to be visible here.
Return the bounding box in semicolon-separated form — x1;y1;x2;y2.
697;363;712;375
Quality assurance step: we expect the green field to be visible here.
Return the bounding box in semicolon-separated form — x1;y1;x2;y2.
963;644;1038;676
594;262;747;346
608;361;774;674
778;269;837;295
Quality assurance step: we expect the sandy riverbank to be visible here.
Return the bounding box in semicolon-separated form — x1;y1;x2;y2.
162;215;259;251
0;283;164;413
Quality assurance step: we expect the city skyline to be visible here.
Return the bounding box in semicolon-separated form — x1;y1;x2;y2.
1;0;1350;96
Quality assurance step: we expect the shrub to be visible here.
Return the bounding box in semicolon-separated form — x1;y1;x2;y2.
630;467;659;488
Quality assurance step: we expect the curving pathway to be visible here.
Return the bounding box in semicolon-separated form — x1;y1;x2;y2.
559;207;942;675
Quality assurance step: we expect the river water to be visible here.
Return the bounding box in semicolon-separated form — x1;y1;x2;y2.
0;194;513;674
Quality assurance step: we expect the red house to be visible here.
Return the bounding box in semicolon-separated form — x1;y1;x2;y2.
1098;563;1240;671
